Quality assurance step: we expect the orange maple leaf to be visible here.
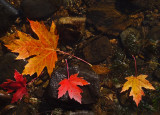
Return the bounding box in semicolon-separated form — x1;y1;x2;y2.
5;20;59;76
121;74;155;106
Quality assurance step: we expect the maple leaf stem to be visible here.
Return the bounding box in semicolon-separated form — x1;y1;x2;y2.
27;72;44;85
27;76;38;85
132;55;138;77
65;59;70;79
56;50;92;67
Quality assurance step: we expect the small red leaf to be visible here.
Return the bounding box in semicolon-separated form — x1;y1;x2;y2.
58;73;90;103
0;70;28;103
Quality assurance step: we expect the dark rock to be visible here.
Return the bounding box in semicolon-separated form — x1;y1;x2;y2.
15;102;37;115
148;56;158;70
61;0;86;15
58;24;81;46
57;17;86;46
86;0;134;36
0;53;27;84
66;110;94;115
0;90;11;100
86;0;118;34
83;36;112;63
0;90;11;110
120;27;141;55
50;108;63;115
153;67;160;80
0;1;18;36
111;47;131;76
47;62;99;104
21;0;61;19
0;105;17;115
146;26;160;56
143;11;160;27
130;0;160;10
115;0;140;14
0;0;19;15
83;0;97;6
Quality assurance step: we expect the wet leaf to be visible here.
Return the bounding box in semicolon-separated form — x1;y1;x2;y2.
5;20;59;76
0;33;17;45
121;74;155;106
58;73;90;103
0;70;28;103
92;65;110;74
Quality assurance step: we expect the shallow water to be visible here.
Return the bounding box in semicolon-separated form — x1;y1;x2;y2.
0;0;160;114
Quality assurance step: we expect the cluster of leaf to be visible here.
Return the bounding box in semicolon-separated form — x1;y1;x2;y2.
0;20;89;104
0;20;155;106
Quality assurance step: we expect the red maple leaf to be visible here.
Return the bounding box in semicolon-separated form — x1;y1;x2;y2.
58;73;90;103
0;70;28;103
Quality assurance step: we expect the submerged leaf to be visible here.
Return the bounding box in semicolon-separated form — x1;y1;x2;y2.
92;65;110;74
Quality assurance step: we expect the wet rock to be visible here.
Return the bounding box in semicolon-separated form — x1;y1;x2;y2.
83;0;97;6
117;90;133;107
148;56;159;70
130;0;160;10
47;62;99;104
120;27;141;55
21;0;61;19
143;10;160;26
0;105;17;115
0;90;11;110
15;102;37;115
153;67;160;80
59;27;81;46
57;17;86;46
83;36;112;63
86;0;120;34
86;0;139;36
51;108;63;115
0;90;11;100
111;47;131;77
66;110;94;115
62;0;86;15
0;53;26;83
94;87;117;115
146;26;160;56
115;0;141;14
34;86;46;98
0;0;18;36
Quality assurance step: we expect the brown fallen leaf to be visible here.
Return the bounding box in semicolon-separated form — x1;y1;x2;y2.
92;65;110;74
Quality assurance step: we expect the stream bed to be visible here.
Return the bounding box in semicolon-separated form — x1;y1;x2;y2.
0;0;160;115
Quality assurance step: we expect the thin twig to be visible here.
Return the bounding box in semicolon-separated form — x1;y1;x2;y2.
132;55;138;77
27;72;43;85
27;76;38;85
56;50;92;67
65;59;70;79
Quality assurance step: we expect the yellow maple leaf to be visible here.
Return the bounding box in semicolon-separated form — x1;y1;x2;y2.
5;20;59;76
121;74;155;106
